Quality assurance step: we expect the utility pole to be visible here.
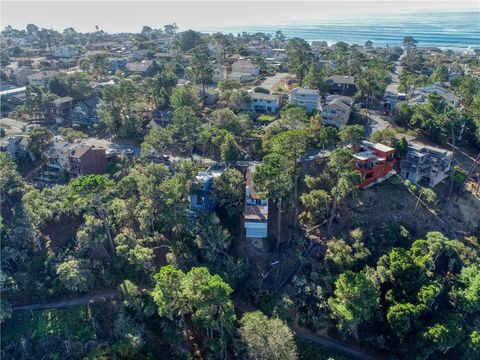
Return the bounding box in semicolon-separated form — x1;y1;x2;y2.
456;153;480;200
448;119;456;197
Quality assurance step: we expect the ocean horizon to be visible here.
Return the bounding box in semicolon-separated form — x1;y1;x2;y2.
198;10;480;51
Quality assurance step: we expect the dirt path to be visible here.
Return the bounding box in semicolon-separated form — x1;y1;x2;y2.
11;289;118;311
233;297;379;360
12;289;379;359
296;328;378;360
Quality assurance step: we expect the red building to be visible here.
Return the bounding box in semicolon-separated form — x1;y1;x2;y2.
353;141;396;189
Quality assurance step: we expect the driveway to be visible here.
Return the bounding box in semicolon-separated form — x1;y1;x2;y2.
364;60;402;137
0;117;30;136
258;72;292;91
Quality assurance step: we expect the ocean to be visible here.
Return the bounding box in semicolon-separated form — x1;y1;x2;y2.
201;11;480;51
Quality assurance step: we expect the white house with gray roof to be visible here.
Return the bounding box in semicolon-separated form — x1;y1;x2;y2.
290;87;320;113
321;95;353;128
250;92;281;113
409;83;461;108
231;60;260;77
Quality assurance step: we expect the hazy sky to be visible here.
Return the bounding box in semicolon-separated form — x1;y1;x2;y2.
1;1;478;33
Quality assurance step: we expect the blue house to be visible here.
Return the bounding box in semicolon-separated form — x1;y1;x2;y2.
189;165;225;212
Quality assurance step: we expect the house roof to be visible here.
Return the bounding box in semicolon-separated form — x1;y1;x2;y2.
291;87;320;96
53;96;73;105
125;60;153;72
372;143;395;153
325;95;354;106
0;86;26;97
233;59;259;69
325;98;352;111
251;92;279;101
415;84;460;103
244;204;268;221
327;75;356;85
27;70;59;81
204;87;219;96
353;150;376;161
68;144;91;158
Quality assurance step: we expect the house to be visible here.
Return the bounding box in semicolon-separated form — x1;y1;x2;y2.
85;41;117;51
125;60;154;75
244;166;269;238
51;96;73;124
227;72;255;83
353;141;396;189
158;38;172;52
202;87;219;106
0;90;26;116
311;41;329;53
400;143;453;187
46;140;71;170
250;92;281;113
326;75;357;96
154;52;173;62
290;87;320;113
51;45;78;59
107;58;127;73
0;86;26;99
12;67;38;86
0;135;36;162
129;49;149;61
321;95;353;128
47;141;107;176
410;83;461;108
231;60;260;77
27;70;59;88
190;165;224;212
70;97;102;125
443;62;461;81
212;64;228;83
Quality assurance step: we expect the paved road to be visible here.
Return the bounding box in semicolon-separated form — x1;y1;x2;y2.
364;60;401;137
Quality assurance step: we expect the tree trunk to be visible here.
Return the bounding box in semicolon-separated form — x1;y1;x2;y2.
96;205;116;257
276;198;282;252
327;197;338;235
288;175;299;248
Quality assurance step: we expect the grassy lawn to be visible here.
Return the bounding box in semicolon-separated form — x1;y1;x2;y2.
257;114;276;122
453;165;467;184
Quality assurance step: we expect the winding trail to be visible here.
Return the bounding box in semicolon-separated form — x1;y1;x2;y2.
296;328;377;360
13;289;380;359
11;289;118;311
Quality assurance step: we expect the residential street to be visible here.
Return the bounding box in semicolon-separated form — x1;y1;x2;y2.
364;60;401;137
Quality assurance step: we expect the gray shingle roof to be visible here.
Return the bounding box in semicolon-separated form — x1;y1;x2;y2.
327;75;356;85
